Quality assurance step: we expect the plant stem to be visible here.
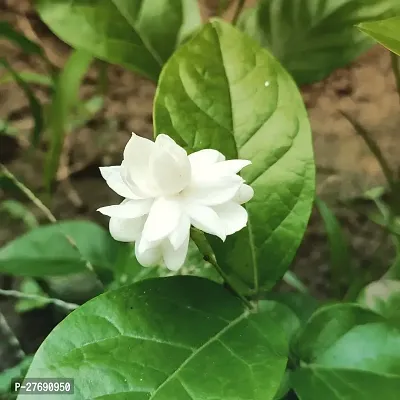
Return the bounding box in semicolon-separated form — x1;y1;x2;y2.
232;0;246;25
1;164;56;223
282;271;309;294
0;311;25;366
340;111;395;190
190;229;254;309
391;52;400;105
0;289;79;312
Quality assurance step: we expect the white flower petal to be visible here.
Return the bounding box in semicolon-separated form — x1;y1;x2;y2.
149;134;191;195
123;132;158;196
169;214;191;250
188;149;225;170
120;161;153;199
138;236;162;254
212;159;251;175
213;202;248;235
186;204;226;241
109;216;145;242
142;197;182;242
99;166;141;199
184;175;243;206
233;184;254;204
135;236;162;267
97;199;152;218
162;234;190;271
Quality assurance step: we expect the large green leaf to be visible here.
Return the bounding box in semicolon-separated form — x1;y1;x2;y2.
36;0;201;81
154;19;315;295
0;221;125;277
358;16;400;56
292;322;400;399
292;303;400;399
20;276;288;400
239;0;400;85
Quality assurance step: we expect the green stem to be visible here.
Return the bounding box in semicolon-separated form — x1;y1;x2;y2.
190;229;254;309
283;271;309;294
232;0;246;25
0;311;25;364
1;164;56;223
391;52;400;105
340;111;395;190
0;289;79;312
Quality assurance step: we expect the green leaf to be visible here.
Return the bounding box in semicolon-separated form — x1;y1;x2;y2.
0;59;44;146
359;16;400;56
358;279;400;321
36;0;201;81
315;197;352;298
154;19;315;295
0;356;33;395
239;0;400;85
0;22;44;56
259;300;301;342
15;278;49;313
292;366;400;400
21;276;288;400
0;221;125;277
292;303;400;399
45;49;92;187
67;95;104;131
293;322;400;399
267;292;319;325
0;118;19;136
0;199;38;229
0;71;53;87
293;303;383;362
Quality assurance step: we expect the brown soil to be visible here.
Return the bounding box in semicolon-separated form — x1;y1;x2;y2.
0;0;399;369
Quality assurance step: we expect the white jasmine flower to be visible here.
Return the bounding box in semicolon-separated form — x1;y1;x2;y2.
98;133;253;271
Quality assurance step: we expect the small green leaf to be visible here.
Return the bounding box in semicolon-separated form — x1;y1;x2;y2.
36;0;201;81
0;199;38;230
21;276;288;400
358;16;400;56
239;0;400;84
67;95;104;131
154;19;315;295
0;59;44;146
0;221;125;277
0;71;53;87
45;49;92;187
315;197;352;298
358;279;400;321
293;303;383;362
0;119;19;136
15;279;49;313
